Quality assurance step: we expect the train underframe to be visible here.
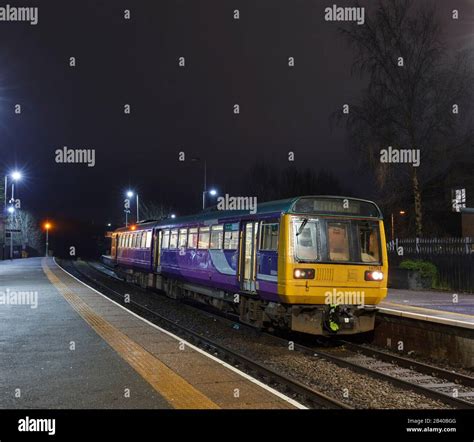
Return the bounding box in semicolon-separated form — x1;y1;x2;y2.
116;266;377;336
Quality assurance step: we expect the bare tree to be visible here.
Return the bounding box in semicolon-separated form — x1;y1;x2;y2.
9;210;43;255
336;0;474;236
242;162;345;201
139;201;174;220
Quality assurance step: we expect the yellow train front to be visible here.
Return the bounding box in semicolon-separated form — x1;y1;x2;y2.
108;195;387;337
262;196;388;335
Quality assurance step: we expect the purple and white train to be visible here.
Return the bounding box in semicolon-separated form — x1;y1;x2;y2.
104;196;388;335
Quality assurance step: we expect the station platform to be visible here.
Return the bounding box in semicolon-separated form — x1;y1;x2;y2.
0;257;300;409
380;288;474;329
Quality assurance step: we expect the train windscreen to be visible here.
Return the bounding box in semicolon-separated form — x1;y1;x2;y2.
293;217;382;264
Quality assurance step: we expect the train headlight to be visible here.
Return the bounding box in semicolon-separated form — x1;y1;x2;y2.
294;268;315;279
365;270;384;281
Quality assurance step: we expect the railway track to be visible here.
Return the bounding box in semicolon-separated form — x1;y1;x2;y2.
57;258;351;410
288;341;474;409
65;259;474;409
182;308;474;409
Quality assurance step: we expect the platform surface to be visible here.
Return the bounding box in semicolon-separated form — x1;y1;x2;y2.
380;288;474;328
0;257;298;409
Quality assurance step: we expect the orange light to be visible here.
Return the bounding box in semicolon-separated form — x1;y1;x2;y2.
399;210;406;215
130;225;137;231
44;222;52;230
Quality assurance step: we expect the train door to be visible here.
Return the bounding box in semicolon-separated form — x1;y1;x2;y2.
239;221;258;292
153;229;162;272
111;233;117;258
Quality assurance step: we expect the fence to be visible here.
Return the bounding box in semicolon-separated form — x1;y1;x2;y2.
387;237;474;293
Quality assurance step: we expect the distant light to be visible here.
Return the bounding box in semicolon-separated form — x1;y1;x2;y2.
399;210;406;215
107;223;112;227
7;206;14;213
44;222;51;230
126;190;134;198
11;171;22;181
170;214;176;219
130;225;137;230
209;189;217;196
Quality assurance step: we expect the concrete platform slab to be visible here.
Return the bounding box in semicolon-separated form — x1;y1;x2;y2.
381;288;474;329
0;257;300;409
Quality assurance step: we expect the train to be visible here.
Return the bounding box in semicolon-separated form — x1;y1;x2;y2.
103;196;388;336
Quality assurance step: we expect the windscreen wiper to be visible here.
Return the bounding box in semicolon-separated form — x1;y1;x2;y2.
296;218;308;236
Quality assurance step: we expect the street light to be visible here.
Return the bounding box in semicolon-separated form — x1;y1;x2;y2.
125;190;139;223
191;158;218;210
3;171;22;260
4;170;22;209
7;206;15;259
9;170;22;203
44;222;52;257
391;210;407;241
202;188;218;209
170;214;176;219
11;171;22;181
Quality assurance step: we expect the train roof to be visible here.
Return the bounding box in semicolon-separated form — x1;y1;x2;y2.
113;196;382;233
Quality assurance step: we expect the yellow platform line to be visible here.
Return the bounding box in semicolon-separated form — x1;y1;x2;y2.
41;258;219;409
382;301;474;320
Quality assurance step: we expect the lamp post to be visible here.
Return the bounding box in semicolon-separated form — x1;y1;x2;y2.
10;171;22;203
391;210;406;241
7;206;14;259
126;190;139;223
191;158;216;210
44;222;51;257
3;171;22;260
202;188;218;210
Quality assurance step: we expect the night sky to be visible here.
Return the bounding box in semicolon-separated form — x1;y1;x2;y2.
0;0;472;229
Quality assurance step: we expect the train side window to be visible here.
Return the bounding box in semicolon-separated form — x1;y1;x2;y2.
210;225;224;249
141;232;147;248
188;228;198;248
178;228;188;248
224;223;239;250
133;233;138;249
169;229;178;249
260;222;279;251
146;231;152;248
162;230;170;249
118;235;123;248
198;227;210;249
126;234;131;248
